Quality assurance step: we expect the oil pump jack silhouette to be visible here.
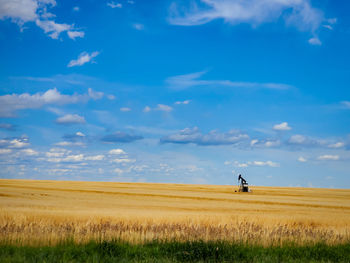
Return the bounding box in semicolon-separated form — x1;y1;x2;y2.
237;174;249;192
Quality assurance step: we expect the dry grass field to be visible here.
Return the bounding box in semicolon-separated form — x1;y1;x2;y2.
0;179;349;246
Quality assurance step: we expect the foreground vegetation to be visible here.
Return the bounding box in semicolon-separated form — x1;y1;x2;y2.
1;240;350;262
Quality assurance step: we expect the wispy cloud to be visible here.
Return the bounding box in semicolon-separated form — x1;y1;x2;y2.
318;155;339;161
273;122;291;131
102;132;143;143
168;0;333;44
287;134;326;147
166;71;293;91
308;37;322;46
155;104;173;112
133;23;144;30
0;123;16;131
120;107;131;112
35;20;84;40
341;101;350;109
175;100;191;105
67;31;85;40
161;127;249;146
227;160;279;168
328;142;344;149
21;148;38;156
0;149;12;154
143;106;151;113
107;2;122;8
54;141;85;147
0;0;84;39
143;104;173;113
68;51;99;67
0;88;104;117
250;139;281;148
55;114;86;125
109;149;126;155
85;155;105;161
0;136;30;149
298;156;307;162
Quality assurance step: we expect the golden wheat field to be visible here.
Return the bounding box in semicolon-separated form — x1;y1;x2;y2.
0;179;350;246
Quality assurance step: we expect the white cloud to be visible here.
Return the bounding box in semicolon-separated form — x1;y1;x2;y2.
287;134;326;147
64;154;84;162
111;158;136;163
236;162;248;168
155;104;173;112
85;155;104;161
120;107;131;112
323;25;332;30
107;2;122;8
250;139;258;146
175;100;191;105
45;148;70;158
273;122;291;131
114;168;124;174
76;132;85;137
254;161;279;167
143;106;151;113
318;155;339;161
166;71;293;91
49;147;70;153
45;148;108;164
289;135;306;144
46;151;84;163
73;6;79;12
322;18;337;30
55;114;86;125
249;139;280;148
0;149;12;154
328;142;344;148
88;88;104;100
264;140;280;147
308;37;322;45
233;160;279;168
35;19;72;39
0;88;103;117
67;31;85;40
67;51;99;67
109;149;126;155
0;0;84;39
341;101;350;109
54;141;85;147
0;0;44;23
11;139;29;148
102;132;143;143
0;137;30;149
133;23;144;30
21;148;38;156
298;156;307;162
168;0;328;44
161;127;249;146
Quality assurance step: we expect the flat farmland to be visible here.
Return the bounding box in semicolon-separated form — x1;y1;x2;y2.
0;179;349;246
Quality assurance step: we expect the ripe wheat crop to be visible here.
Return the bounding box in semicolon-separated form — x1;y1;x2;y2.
0;179;349;246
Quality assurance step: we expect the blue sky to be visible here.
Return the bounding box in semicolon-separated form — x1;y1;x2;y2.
0;0;350;188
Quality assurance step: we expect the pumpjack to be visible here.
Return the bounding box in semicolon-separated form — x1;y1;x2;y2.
238;174;249;192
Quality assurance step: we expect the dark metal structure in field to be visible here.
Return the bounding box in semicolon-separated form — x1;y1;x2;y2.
238;174;249;192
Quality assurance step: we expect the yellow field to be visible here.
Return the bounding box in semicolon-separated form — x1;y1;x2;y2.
0;179;350;246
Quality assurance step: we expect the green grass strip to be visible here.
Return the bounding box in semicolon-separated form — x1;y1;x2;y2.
1;240;350;262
